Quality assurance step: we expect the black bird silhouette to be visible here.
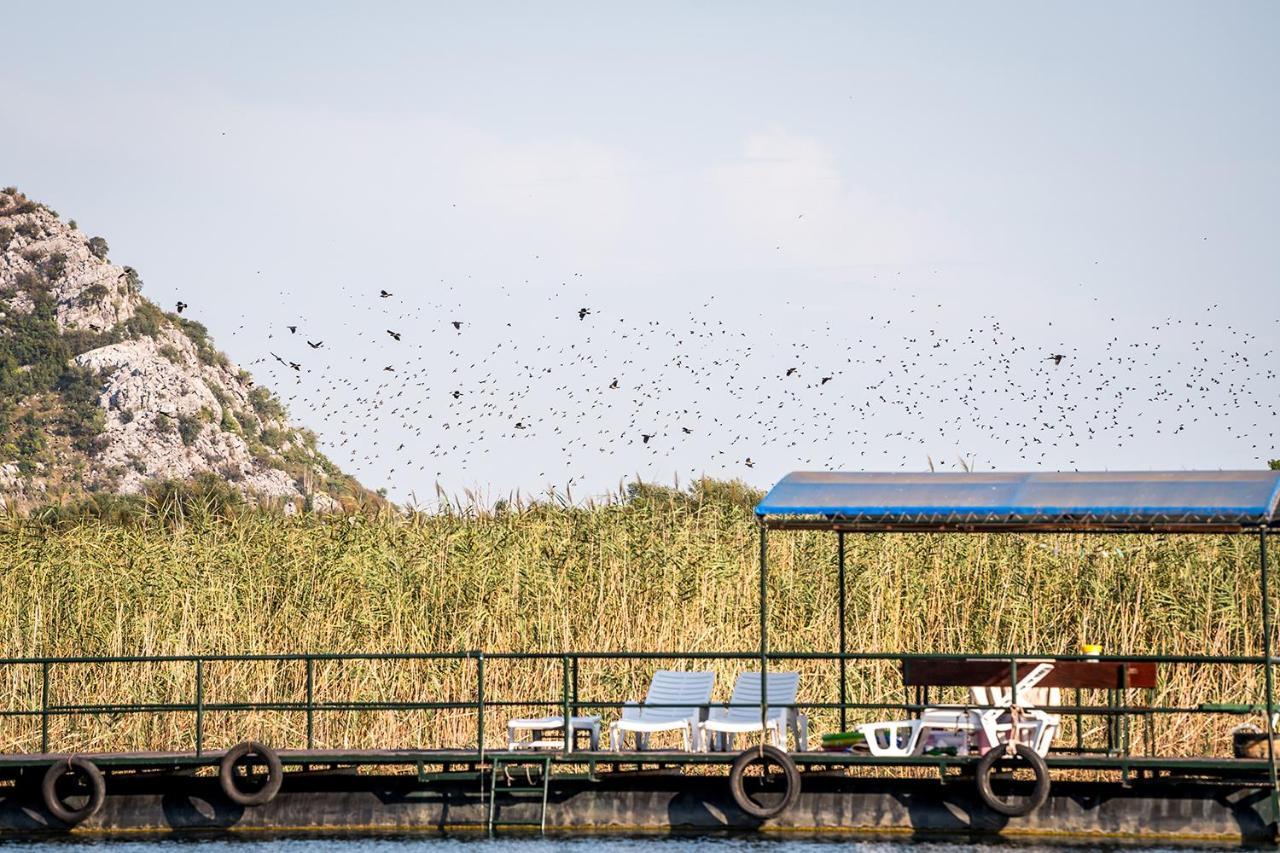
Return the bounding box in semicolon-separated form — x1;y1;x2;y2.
745;457;755;468
387;330;401;341
578;308;590;320
820;376;833;385
288;325;297;334
175;301;187;314
380;290;392;298
609;379;619;389
1046;354;1066;365
383;365;395;372
786;367;798;377
451;390;462;399
682;427;693;434
307;340;323;349
288;361;301;371
641;433;654;444
452;321;463;330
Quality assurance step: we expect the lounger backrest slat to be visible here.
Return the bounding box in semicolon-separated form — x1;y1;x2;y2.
716;671;799;723
640;670;715;722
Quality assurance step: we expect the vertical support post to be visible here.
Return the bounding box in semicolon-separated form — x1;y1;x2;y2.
40;661;49;754
838;531;848;733
195;658;205;757
562;655;572;754
1260;529;1278;830
476;652;486;762
759;524;769;745
571;656;580;718
305;656;315;750
1074;687;1082;753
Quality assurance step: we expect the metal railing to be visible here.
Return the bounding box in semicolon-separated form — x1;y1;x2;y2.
0;650;1274;765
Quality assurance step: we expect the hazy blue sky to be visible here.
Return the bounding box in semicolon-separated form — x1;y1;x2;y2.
4;2;1278;503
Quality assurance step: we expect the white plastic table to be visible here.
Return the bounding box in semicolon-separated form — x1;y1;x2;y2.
507;715;602;750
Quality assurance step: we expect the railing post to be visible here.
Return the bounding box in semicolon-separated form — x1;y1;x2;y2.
1010;658;1019;712
476;652;485;761
562;655;571;754
838;530;847;733
571;656;580;719
305;656;315;750
40;661;49;754
195;658;205;757
759;525;769;745
1260;529;1278;830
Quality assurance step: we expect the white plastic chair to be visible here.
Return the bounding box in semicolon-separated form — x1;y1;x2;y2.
858;662;1060;757
608;670;715;752
699;671;809;752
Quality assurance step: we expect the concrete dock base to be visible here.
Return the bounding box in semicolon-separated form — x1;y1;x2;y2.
0;768;1274;843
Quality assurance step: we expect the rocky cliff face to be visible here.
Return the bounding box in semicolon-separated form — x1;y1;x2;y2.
0;187;370;511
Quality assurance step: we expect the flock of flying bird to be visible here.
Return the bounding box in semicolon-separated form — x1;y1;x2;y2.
194;277;1280;501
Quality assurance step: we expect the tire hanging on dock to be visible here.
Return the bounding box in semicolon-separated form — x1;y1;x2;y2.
729;745;801;819
974;742;1050;817
41;757;106;826
219;741;284;807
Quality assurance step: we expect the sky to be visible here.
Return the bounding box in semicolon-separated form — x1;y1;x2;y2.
3;2;1278;504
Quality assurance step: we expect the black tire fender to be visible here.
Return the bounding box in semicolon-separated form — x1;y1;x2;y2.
729;744;801;819
218;741;283;807
975;742;1050;817
41;757;106;826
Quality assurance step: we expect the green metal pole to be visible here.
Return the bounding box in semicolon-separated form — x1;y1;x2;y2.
40;661;49;754
305;656;315;750
760;524;769;747
195;658;204;756
476;652;486;762
562;655;571;754
838;531;848;733
1261;529;1278;834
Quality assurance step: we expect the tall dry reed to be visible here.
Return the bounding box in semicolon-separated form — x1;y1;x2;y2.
0;494;1270;758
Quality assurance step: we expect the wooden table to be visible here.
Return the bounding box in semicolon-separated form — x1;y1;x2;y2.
900;657;1158;756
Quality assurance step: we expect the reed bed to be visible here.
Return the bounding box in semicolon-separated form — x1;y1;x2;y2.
0;494;1271;759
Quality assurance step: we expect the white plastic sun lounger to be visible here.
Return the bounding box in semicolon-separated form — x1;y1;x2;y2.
858;662;1060;757
608;670;715;752
699;671;808;752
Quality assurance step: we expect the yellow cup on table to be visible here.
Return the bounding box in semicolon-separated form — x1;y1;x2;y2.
1081;643;1102;661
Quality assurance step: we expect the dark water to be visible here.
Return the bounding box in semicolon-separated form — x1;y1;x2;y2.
0;837;1255;852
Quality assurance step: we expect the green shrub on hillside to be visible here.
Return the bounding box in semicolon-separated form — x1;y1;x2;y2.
248;386;287;422
76;283;109;307
53;366;106;454
177;414;204;446
87;236;109;260
42;252;68;281
173;317;229;369
121;300;165;339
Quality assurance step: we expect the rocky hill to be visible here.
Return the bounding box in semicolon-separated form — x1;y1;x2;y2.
0;187;373;512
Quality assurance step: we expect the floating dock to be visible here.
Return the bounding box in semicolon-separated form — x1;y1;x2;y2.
1;748;1275;842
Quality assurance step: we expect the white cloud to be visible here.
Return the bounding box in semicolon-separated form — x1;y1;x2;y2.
706;128;946;269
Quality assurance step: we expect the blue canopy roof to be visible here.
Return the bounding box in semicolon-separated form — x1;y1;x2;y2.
755;471;1280;532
